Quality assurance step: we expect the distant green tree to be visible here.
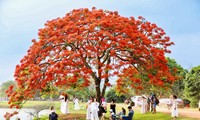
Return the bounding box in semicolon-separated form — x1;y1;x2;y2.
184;66;200;107
65;86;96;101
0;80;16;98
166;57;188;98
39;85;59;100
39;80;96;101
106;88;133;103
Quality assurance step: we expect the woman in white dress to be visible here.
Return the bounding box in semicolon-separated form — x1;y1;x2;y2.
86;97;93;120
141;96;147;114
59;93;69;114
171;95;178;117
90;97;99;120
74;97;80;110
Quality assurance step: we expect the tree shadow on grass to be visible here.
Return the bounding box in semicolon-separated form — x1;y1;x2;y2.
59;113;86;120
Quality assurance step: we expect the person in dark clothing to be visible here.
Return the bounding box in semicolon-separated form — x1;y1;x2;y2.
152;94;159;114
110;99;116;114
98;101;107;120
147;96;151;112
49;106;58;120
122;106;134;120
150;94;154;112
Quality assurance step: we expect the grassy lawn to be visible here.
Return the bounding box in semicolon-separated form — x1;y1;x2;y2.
0;101;198;120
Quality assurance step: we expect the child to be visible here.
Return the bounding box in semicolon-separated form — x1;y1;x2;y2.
49;106;58;120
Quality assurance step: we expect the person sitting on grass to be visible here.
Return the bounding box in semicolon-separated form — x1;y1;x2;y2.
114;107;126;120
121;106;134;120
49;106;58;120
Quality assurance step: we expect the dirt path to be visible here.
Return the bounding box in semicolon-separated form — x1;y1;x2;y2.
156;107;200;119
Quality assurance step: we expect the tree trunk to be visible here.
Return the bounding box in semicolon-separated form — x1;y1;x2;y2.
101;77;108;98
82;56;102;101
101;57;110;98
95;78;101;102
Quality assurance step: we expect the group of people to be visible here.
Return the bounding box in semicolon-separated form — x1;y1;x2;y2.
86;97;134;120
140;94;159;114
86;97;100;120
111;106;134;120
49;93;80;120
48;93;180;120
48;92;135;120
140;94;179;118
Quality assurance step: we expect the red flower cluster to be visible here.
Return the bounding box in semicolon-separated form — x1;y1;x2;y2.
4;111;18;119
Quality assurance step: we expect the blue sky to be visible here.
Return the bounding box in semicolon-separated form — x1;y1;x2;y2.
0;0;200;84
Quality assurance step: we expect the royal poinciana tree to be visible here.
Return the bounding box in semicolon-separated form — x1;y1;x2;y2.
7;8;176;108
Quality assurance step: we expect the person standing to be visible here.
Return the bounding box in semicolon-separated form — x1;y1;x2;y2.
74;97;80;110
99;101;107;120
147;96;151;112
141;96;147;114
152;94;158;114
101;98;107;111
90;97;100;120
110;99;116;114
59;93;69;114
150;94;154;112
171;95;178;117
86;97;93;120
167;95;173;110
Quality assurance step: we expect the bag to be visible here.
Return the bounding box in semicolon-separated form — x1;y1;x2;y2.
49;112;58;120
155;98;159;105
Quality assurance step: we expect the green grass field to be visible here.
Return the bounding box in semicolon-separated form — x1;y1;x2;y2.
0;101;198;120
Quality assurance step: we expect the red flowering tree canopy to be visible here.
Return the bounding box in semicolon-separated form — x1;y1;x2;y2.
7;8;175;108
